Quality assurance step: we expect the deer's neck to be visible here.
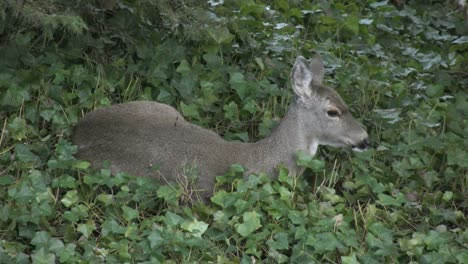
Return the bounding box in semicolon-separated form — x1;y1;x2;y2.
242;104;316;175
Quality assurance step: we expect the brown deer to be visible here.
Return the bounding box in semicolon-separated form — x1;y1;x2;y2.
73;55;369;201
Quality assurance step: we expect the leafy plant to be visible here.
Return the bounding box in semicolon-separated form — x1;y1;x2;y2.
0;0;466;262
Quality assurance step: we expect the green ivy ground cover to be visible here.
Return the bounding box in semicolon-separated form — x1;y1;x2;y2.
0;0;467;263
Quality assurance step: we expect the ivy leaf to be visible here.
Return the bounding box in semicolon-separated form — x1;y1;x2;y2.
359;18;374;25
267;232;289;250
157;185;179;205
176;59;192;74
164;211;184;227
77;221;96;238
242;99;257;114
180;102;201;120
452;36;468;44
96;194;114;206
181;218;209;237
8;117;30;141
211;190;237;208
343;15;359;35
31;231;52;248
341;253;360;264
31;248;56;264
295;150;325;171
61;190;78;208
377;193;403;207
58;243;77;263
207;27;234;44
447;148;467;167
52;175;77;189
230;72;248;100
15;144;40;164
235;211;262;237
223;101;238;121
148;231;164;248
122;206;139;222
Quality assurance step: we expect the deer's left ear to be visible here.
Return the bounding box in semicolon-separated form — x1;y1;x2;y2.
291;55;325;101
291;56;313;100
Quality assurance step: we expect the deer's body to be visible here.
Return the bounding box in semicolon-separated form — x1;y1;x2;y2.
73;55;369;201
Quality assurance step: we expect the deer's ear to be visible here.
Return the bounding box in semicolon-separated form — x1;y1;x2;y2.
291;56;313;99
309;54;324;86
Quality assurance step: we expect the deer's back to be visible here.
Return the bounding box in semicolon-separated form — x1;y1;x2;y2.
73;101;239;195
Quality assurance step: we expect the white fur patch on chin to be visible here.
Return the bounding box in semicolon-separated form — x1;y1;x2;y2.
309;141;319;156
352;147;365;152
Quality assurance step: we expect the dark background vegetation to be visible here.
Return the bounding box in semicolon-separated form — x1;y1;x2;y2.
0;0;467;263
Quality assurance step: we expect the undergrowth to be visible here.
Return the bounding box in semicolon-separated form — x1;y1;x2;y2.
0;0;467;263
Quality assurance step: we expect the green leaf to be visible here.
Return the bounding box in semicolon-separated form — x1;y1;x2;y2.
242;99;257;114
58;243;77;263
343;15;360;35
295;150;325;171
341;253;359;264
254;57;264;71
8;117;30;141
31;231;52;248
157;185;179;204
174;75;196;100
307;232;343;253
31;248;56;264
277;166;293;186
278;186;292;201
72;160;90;169
97;194;114;206
359;18;374;25
0;87;31;107
442;191;453;202
0;175;15;186
370;1;390;8
77;221;96;238
48;238;65;254
15;144;40;164
102;219;125;236
447;148;467;167
211;190;236;208
230;72;248;100
452;36;468;44
267;232;289;250
223;101;238;121
63;205;89;223
207;27;234;44
148;231;164;248
136;42;152;59
235;211;262;237
52;175;77;189
426;84;443;97
377;193;402;207
180;102;201;120
181;218;209;237
55;139;77;161
164;211;184;227
61;190;78;208
176;59;192;74
122;206;139;222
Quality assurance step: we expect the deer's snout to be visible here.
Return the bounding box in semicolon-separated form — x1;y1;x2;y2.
358;138;370;149
352;137;370;151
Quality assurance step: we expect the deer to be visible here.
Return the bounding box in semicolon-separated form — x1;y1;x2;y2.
72;55;370;201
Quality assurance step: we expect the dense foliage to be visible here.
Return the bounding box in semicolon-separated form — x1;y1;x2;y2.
0;0;467;263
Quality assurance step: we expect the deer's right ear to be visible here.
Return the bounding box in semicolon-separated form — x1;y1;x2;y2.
308;54;324;86
291;56;313;100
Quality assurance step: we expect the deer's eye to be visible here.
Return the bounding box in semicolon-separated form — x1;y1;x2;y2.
327;109;340;117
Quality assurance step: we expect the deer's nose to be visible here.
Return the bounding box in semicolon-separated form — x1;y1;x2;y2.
356;138;370;150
